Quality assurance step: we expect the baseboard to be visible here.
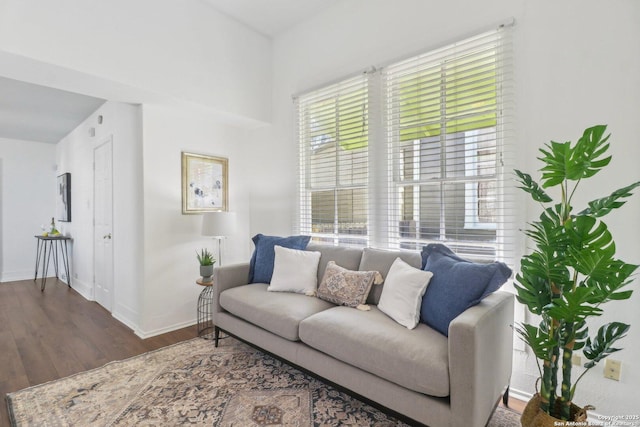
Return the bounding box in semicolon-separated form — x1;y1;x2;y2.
111;312;137;332
68;281;191;340
70;277;93;301
135;319;196;339
508;386;532;404
1;266;76;283
1;269;44;282
112;303;139;335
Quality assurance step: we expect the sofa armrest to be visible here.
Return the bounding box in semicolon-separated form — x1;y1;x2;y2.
212;263;251;317
448;291;514;427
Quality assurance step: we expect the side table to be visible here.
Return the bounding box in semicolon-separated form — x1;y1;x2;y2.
196;279;214;339
34;235;72;291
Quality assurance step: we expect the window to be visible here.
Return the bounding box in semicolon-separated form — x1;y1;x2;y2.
296;25;514;261
296;75;369;246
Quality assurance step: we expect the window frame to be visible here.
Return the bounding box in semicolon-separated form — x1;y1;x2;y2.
296;25;513;262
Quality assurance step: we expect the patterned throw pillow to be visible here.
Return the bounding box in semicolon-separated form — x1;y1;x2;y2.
317;261;380;308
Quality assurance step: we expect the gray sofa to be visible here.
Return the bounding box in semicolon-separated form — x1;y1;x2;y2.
211;243;514;427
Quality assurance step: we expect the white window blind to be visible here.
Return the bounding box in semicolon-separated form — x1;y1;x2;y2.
296;25;514;262
296;75;370;246
384;27;515;262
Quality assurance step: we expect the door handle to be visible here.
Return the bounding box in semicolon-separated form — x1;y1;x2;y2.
103;233;112;239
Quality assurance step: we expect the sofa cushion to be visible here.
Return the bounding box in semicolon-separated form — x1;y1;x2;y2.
358;247;423;304
220;284;335;341
420;243;512;336
268;246;321;295
299;306;450;397
378;258;433;329
249;234;311;284
317;261;377;308
307;243;363;285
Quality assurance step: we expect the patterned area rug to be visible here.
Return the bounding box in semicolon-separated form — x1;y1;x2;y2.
6;337;520;426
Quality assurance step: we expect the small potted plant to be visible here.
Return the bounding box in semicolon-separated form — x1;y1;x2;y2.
514;125;639;425
197;248;216;283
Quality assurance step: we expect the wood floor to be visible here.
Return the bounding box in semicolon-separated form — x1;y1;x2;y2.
0;279;197;427
0;278;524;427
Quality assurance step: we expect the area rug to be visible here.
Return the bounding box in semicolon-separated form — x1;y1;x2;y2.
6;337;520;426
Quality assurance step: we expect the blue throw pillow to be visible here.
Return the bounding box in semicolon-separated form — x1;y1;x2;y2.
420;244;511;336
248;234;311;284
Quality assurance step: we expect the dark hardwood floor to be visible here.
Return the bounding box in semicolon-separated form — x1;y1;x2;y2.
0;279;197;427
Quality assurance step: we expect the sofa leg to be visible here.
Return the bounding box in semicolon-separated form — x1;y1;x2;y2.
502;385;510;407
214;326;220;348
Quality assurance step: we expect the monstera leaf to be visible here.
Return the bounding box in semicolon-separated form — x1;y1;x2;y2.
544;287;603;324
582;322;630;369
582;259;637;304
515;170;552;203
538;125;611;187
564;215;615;272
516;323;556;361
579;182;640;217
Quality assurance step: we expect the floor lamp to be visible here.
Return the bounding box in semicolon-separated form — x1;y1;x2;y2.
201;212;237;267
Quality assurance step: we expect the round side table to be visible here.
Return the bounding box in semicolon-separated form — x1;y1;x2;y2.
196;279;214;339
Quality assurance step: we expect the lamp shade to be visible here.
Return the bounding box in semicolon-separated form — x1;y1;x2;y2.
201;212;237;237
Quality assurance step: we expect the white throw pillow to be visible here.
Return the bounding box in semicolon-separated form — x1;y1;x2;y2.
377;257;433;329
268;245;321;295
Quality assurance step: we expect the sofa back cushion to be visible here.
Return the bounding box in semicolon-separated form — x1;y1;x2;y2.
358;248;422;304
306;243;363;284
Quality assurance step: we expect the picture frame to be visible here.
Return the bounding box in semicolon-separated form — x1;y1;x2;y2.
57;172;71;222
181;152;228;214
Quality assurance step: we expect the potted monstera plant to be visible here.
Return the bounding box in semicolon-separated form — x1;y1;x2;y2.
514;125;639;425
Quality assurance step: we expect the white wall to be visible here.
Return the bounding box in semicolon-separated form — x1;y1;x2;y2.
56;101;143;331
250;0;640;416
56;101;254;339
0;0;271;125
111;103;145;330
138;104;252;337
0;138;56;281
509;1;640;415
0;0;271;337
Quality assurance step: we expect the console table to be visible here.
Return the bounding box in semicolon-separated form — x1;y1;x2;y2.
34;235;72;291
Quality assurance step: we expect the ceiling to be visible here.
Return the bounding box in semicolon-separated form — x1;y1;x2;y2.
203;0;338;37
0;0;336;144
0;76;106;144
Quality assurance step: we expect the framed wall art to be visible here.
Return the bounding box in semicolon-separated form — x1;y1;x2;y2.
181;152;228;214
57;172;71;222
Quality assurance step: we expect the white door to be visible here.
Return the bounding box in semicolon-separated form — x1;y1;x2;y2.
94;138;114;311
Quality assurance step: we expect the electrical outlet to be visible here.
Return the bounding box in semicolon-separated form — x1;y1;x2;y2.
572;354;581;366
604;359;621;381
